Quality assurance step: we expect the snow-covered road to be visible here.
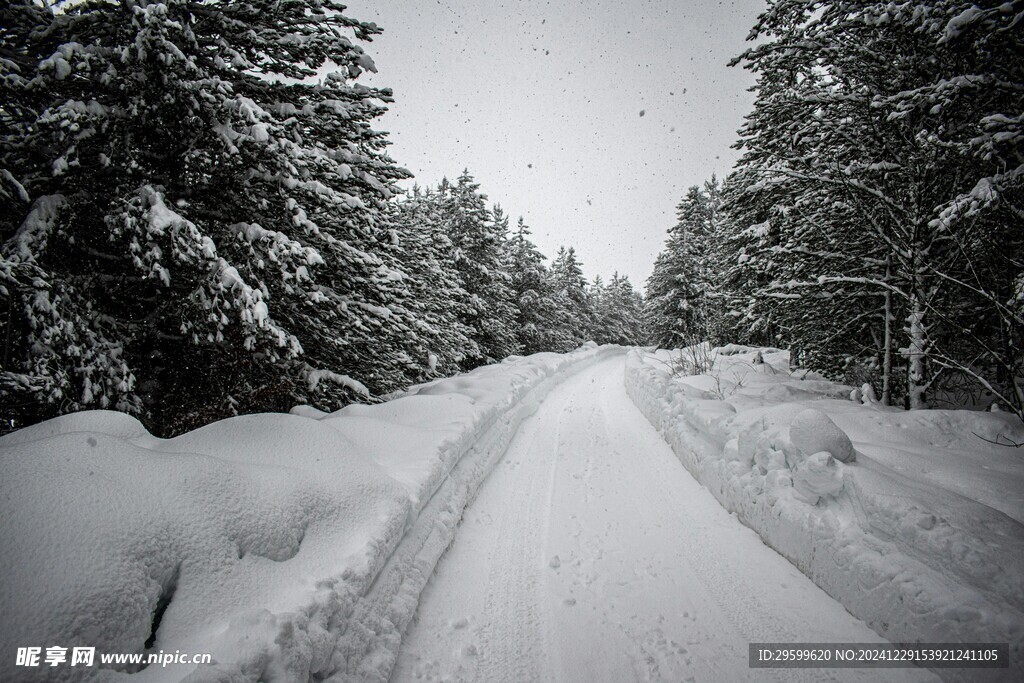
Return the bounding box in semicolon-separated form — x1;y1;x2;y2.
391;355;936;683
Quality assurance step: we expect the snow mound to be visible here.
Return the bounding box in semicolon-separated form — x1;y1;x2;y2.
626;345;1024;683
789;408;855;462
792;451;844;504
0;344;622;682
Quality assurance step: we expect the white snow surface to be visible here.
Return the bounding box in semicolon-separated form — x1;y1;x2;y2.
625;346;1024;683
4;343;1021;682
393;355;935;683
0;343;618;682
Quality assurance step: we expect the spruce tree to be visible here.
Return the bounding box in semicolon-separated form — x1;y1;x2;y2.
709;169;783;349
388;186;478;377
645;180;719;349
592;273;646;346
550;246;594;348
723;0;1023;412
439;171;517;367
504;217;571;354
1;0;413;434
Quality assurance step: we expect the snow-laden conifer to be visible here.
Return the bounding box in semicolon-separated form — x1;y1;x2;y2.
1;0;413;433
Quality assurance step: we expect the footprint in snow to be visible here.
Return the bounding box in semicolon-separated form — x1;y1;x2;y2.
450;616;469;630
549;555;561;569
564;597;576;606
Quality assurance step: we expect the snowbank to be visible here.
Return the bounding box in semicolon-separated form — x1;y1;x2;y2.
0;343;622;682
625;346;1024;683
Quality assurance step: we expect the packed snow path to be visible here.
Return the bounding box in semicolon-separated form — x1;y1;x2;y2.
391;356;936;683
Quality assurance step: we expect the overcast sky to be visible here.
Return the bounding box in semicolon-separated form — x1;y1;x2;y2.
347;0;767;286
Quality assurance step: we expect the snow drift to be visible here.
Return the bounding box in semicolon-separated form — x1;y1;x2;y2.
625;346;1024;683
0;343;621;682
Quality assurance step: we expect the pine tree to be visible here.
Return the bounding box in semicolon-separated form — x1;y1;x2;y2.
388;186;477;377
708;169;782;350
895;2;1024;414
645;179;719;349
592;273;646;345
504;217;572;354
723;0;1023;412
1;0;414;434
550;246;594;348
439;171;517;367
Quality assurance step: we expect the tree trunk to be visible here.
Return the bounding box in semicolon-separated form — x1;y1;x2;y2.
906;296;928;410
881;255;893;406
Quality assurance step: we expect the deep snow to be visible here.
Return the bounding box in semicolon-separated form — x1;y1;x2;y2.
625;345;1024;683
0;343;618;682
2;342;1021;682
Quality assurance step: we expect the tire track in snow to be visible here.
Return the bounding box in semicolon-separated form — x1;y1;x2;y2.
474;417;547;683
391;357;938;683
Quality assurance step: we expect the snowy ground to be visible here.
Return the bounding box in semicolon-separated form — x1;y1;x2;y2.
0;344;617;682
626;346;1024;683
392;355;935;683
2;344;1020;682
